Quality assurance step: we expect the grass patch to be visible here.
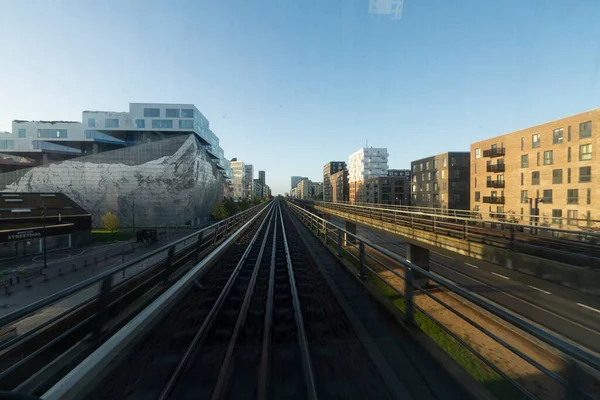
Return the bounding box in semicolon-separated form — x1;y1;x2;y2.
322;234;521;399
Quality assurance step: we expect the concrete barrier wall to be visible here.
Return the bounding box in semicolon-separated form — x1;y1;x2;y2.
315;205;600;296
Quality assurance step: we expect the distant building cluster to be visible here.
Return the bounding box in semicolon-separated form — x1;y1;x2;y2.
290;108;600;230
230;160;270;201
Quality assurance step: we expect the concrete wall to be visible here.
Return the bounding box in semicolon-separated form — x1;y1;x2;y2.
315;204;600;296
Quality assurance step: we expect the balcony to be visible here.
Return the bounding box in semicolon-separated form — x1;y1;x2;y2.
483;196;505;204
483;147;506;158
486;180;505;188
486;164;505;173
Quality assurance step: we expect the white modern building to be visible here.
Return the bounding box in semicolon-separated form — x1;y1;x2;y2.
2;103;228;176
348;147;389;183
230;159;246;200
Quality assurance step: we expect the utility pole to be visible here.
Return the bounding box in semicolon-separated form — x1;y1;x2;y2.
42;200;47;269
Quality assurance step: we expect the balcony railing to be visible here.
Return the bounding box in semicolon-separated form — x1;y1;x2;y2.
486;164;506;173
483;147;506;157
483;196;505;204
486;180;505;188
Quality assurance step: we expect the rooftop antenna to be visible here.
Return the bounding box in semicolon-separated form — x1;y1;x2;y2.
365;139;368;147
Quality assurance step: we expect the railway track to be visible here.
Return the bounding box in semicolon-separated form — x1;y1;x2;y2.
92;200;396;400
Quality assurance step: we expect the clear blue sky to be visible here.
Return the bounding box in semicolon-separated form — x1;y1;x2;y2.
1;0;599;195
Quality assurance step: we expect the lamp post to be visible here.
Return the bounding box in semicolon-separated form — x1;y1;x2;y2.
42;200;47;269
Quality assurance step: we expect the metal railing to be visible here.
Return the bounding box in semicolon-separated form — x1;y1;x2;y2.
0;202;269;338
482;196;505;204
486;164;506;173
313;199;600;228
296;200;600;264
286;201;600;400
483;148;506;157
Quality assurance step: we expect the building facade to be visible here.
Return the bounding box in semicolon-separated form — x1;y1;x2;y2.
310;181;323;199
253;179;265;199
330;169;349;202
230;159;246;200
297;178;310;199
349;170;411;205
291;176;302;191
258;170;265;185
244;164;254;201
348;147;389;183
323;161;346;202
0;103;231;226
411;152;470;209
471;108;599;228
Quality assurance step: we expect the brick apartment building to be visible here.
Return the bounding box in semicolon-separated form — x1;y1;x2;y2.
471;108;599;228
323;161;346;202
349;169;411;205
410;152;470;209
330;169;349;202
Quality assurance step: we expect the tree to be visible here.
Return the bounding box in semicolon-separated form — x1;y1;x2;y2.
101;211;120;233
252;197;262;206
213;200;229;220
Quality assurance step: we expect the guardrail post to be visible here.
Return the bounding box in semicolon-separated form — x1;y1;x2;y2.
404;265;415;324
212;225;219;245
433;216;437;233
163;246;176;282
324;224;328;244
359;241;366;279
196;232;204;259
93;275;113;338
337;229;342;257
121;248;125;263
464;223;468;240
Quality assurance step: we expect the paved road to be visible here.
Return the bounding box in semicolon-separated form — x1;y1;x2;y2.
329;215;600;354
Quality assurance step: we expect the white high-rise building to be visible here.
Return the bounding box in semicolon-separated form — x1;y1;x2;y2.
348;147;389;183
230;158;246;200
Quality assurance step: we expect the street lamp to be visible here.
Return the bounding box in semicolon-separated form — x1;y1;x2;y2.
528;197;544;234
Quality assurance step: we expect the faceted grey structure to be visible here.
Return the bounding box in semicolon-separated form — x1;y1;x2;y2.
0;135;225;227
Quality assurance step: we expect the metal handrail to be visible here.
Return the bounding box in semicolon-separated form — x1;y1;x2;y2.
0;202;269;329
308;199;600;228
301;200;600;239
286;201;600;372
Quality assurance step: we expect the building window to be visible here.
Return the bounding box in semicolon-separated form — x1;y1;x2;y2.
568;147;571;162
443;158;447;167
144;108;160;118
451;157;457;166
453;169;460;178
433;171;438;180
580;166;592;182
425;161;430;169
433;182;439;191
442;182;447;190
521;190;528;203
0;140;14;149
441;193;445;202
532;133;540;148
474;177;477;188
520;173;524;185
567;189;578;204
179;120;194;129
552;169;563;184
580;144;592;160
166;108;180;118
475;149;480;159
451;181;457;190
567;210;578;226
136;119;145;128
474;205;480;212
552;209;562;224
105;119;119;128
412;184;416;192
521;137;524;150
532;171;540;185
421;173;426;181
553;128;563;144
420;163;424;171
152;119;174;129
17;128;26;138
521;154;528;168
587;188;591;205
475;191;480;202
580;121;592;138
37;129;68;138
543;150;553;165
536;152;540;166
441;170;445;179
454;193;461;202
542;189;553;204
425;183;430;191
497;206;504;215
412;165;416;173
434;160;438;168
568;168;571;183
88;118;96;128
182;109;197;119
